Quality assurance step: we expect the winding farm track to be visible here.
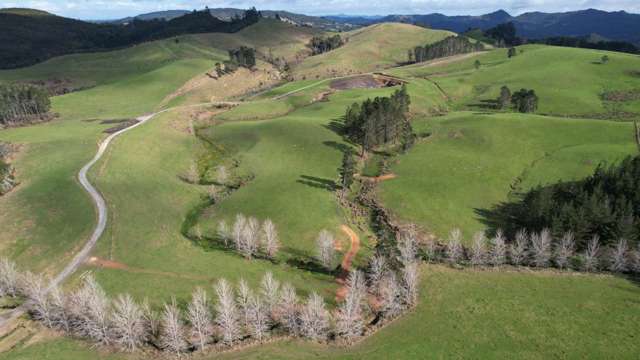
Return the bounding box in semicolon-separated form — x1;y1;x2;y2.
335;225;361;301
0;101;232;329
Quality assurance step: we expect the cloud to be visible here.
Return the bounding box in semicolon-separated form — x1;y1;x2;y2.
1;0;638;19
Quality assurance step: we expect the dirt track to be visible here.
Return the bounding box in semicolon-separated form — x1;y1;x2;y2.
335;225;361;301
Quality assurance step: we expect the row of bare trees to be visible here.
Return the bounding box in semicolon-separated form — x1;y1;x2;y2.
216;214;280;260
430;228;640;273
0;240;421;354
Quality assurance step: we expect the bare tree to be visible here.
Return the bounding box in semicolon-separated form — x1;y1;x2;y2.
239;218;260;259
217;220;230;247
531;229;552;267
232;214;247;251
215;279;241;346
446;229;464;265
554;232;575;269
187;287;213;351
509;229;529;266
112;294;148;352
401;262;419;307
23;271;55;328
397;233;417;266
379;272;403;319
261;219;280;259
71;274;112;345
489;230;507;266
141;298;160;344
367;255;387;295
49;285;71;333
583;235;601;272
260;272;280;316
159;298;187;355
278;283;299;335
236;278;253;331
300;292;330;341
0;257;19;297
335;270;366;342
609;238;628;273
316;230;336;270
247;295;270;341
470;232;487;266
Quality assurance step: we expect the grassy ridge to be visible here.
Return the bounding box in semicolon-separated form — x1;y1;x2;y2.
392;45;640;117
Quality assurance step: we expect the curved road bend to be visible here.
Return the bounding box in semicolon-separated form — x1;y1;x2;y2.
0;111;165;328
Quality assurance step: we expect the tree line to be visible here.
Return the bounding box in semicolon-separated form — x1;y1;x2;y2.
0;8;262;69
479;156;640;250
343;85;414;155
410;36;484;64
309;35;345;55
424;227;640;274
0;83;51;126
0;232;420;354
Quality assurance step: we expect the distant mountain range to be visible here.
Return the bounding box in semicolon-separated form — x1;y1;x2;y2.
109;8;355;31
331;9;640;44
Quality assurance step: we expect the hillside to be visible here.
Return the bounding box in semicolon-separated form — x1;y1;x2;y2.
291;23;454;79
0;8;259;69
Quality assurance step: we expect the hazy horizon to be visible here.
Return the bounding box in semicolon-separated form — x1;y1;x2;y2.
0;0;638;20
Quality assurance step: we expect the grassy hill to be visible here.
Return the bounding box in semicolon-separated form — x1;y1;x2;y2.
291;23;454;80
392;44;640;118
378;112;636;241
190;18;319;62
0;35;220;275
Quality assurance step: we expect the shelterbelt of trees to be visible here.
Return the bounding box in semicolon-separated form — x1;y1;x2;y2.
411;36;485;64
0;8;262;69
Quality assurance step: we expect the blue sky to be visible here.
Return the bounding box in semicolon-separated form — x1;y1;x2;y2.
1;0;638;19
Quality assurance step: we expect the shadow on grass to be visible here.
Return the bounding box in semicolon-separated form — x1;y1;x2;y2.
297;175;337;191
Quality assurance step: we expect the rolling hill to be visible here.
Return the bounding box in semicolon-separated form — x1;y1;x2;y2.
0;7;259;69
291;23;454;79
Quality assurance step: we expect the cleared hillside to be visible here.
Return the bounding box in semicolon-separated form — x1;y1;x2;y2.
190;19;319;62
291;23;455;79
392;44;640;118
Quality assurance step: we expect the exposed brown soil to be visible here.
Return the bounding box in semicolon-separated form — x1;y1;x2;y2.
330;74;405;90
335;225;361;302
85;257;212;281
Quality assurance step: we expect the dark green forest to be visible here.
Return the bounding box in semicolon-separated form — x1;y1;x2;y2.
479;156;640;250
343;85;413;154
0;8;262;69
412;36;484;63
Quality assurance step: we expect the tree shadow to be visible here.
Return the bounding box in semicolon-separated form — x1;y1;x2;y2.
323;117;346;136
468;99;500;110
297;175;337;191
282;246;337;276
